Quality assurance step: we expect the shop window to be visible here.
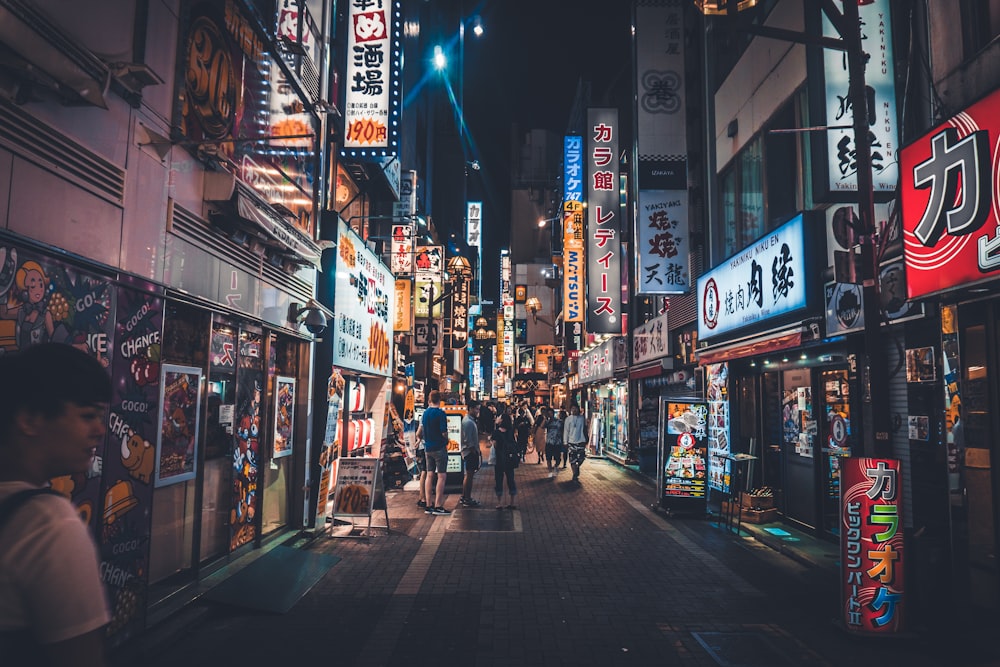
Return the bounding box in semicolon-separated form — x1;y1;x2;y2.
718;137;763;259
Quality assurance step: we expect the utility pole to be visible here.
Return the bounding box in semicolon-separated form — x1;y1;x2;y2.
839;0;890;457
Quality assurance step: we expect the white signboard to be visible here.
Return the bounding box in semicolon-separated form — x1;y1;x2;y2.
822;0;898;194
390;224;413;274
343;0;399;155
467;201;482;247
632;311;671;365
332;220;395;376
697;214;808;342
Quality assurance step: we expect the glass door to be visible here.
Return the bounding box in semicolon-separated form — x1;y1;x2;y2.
781;368;817;529
819;368;853;537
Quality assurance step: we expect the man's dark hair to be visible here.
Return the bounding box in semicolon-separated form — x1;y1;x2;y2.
0;343;112;434
428;390;441;405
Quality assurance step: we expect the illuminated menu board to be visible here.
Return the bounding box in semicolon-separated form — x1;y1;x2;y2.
661;401;709;502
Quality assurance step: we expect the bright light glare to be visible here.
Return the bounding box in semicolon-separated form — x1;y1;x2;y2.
538;218;547;228
433;45;446;70
472;19;484;37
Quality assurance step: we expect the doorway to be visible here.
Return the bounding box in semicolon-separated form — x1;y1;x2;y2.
781;368;816;529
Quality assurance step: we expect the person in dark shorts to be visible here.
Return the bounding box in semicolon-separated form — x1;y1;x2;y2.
417;391;450;515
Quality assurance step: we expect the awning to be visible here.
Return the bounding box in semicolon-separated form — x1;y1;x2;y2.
629;357;674;380
205;172;322;267
696;326;804;365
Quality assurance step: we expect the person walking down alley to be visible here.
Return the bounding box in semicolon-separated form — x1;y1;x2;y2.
491;409;519;509
417;391;450;515
564;405;588;483
544;407;565;475
459;403;481;507
514;408;532;462
533;406;548;464
0;343;113;667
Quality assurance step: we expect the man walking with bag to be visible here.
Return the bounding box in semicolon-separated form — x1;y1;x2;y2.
563;405;588;483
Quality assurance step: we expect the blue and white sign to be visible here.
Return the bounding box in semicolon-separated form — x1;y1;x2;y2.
697;215;808;342
563;135;583;203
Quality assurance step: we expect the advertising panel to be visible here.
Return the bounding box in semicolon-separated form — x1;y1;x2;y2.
331;457;379;517
706;363;730;493
176;0;316;235
841;458;905;634
697;214;809;342
660;401;708;502
343;0;401;157
393;278;412;331
901;87;1000;299
820;0;899;197
632;311;670;365
272;376;295;459
390;224;413;275
467;201;482;247
635;0;688;295
577;338;617;384
586;108;622;334
564;135;585;322
155;365;202;487
414;276;443;319
447;278;470;349
332;220;395;376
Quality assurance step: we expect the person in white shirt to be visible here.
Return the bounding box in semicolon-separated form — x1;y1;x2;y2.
0;343;112;666
563;405;588;483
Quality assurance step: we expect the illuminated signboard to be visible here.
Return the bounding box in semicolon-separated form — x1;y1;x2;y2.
901;87;1000;299
819;0;898;196
343;0;401;158
332;220;395;376
467;201;482;247
635;0;688;295
841;458;905;634
697;214;808;342
586;109;622;334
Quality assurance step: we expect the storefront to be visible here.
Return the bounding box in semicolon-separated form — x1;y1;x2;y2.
630;312;675;473
696;213;846;531
315;220;395;521
576;337;628;462
900;87;1000;610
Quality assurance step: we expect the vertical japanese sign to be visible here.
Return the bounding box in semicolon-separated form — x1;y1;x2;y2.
467;201;482;247
390;224;413;274
841;458;905;634
563;135;586;322
343;0;401;157
635;0;688;294
586;108;622;334
821;0;898;195
447;278;470;349
500;249;512;364
900;87;1000;299
393;278;412;331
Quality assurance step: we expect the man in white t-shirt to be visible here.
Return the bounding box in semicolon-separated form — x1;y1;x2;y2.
0;343;112;666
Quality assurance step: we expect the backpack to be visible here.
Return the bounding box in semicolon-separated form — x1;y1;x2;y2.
0;488;63;533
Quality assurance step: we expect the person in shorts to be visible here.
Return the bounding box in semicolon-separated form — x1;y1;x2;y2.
417;391;450;515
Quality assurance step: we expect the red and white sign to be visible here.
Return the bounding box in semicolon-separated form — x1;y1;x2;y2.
901;87;1000;299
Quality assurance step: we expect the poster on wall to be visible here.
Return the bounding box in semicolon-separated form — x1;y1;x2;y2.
706;363;730;493
841;457;905;634
273;376;295;458
155;365;202;487
102;283;163;644
232;332;263;550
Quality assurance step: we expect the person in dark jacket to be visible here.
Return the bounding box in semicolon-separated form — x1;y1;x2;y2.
513;408;532;462
491;407;518;509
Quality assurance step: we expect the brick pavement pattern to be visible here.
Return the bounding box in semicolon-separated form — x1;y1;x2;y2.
114;459;998;667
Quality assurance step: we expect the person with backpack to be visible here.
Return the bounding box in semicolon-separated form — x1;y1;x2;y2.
0;343;112;666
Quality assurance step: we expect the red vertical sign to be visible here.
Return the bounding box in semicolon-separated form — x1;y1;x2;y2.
841;457;905;634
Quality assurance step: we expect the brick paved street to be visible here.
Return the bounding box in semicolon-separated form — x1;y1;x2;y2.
114;458;1000;667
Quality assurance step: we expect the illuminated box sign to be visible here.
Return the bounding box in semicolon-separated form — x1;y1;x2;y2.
632;311;670;365
467;201;482;247
577;338;618;384
393;278;411;332
332;220;395;376
697;214;809;342
391;224;413;274
901;87;1000;299
841;458;905;634
446;278;470;350
818;0;899;197
586;108;622;334
564;135;584;203
635;0;688;296
563;201;585;322
342;0;401;157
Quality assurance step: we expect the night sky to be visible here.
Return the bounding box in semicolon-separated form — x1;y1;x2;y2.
456;1;634;299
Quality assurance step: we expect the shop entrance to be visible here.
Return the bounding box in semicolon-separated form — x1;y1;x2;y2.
954;304;999;609
781;368;816;529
